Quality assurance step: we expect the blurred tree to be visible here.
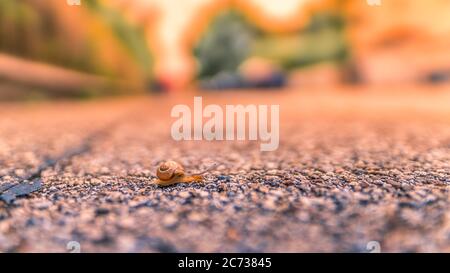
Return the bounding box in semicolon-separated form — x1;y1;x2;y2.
0;0;152;79
252;11;349;70
0;0;94;73
194;10;259;79
85;0;152;76
194;8;349;82
0;0;155;97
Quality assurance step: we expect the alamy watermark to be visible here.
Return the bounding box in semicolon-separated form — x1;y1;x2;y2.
171;97;279;151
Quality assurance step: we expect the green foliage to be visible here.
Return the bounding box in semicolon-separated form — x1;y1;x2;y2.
194;9;350;80
84;0;152;75
0;0;97;73
0;1;36;53
0;0;152;77
194;11;259;79
253;12;349;69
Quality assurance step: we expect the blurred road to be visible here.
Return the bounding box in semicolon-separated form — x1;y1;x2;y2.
0;54;110;97
0;87;449;252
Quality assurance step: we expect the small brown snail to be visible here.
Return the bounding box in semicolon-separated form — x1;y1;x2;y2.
153;160;215;186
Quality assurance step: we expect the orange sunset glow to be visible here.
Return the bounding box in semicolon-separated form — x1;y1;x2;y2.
115;0;324;89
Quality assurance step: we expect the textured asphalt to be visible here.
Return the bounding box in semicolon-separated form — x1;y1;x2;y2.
0;87;449;252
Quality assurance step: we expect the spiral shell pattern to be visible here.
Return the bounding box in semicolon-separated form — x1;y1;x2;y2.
156;160;184;181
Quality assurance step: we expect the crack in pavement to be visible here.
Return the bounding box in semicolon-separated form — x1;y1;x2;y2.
0;108;139;205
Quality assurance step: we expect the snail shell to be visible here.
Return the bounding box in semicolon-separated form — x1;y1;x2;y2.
154;161;216;186
156;160;185;181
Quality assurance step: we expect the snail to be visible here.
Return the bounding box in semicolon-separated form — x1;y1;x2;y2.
153;160;215;186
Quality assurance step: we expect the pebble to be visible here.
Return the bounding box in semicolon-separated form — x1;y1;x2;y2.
162;214;178;229
33;200;52;210
178;192;191;199
262;197;277;210
188;212;206;222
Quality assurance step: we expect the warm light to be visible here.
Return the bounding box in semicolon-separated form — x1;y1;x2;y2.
132;0;319;90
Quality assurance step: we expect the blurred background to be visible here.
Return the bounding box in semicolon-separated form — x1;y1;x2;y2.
1;0;450;99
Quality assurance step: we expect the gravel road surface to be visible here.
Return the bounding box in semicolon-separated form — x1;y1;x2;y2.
0;87;449;252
